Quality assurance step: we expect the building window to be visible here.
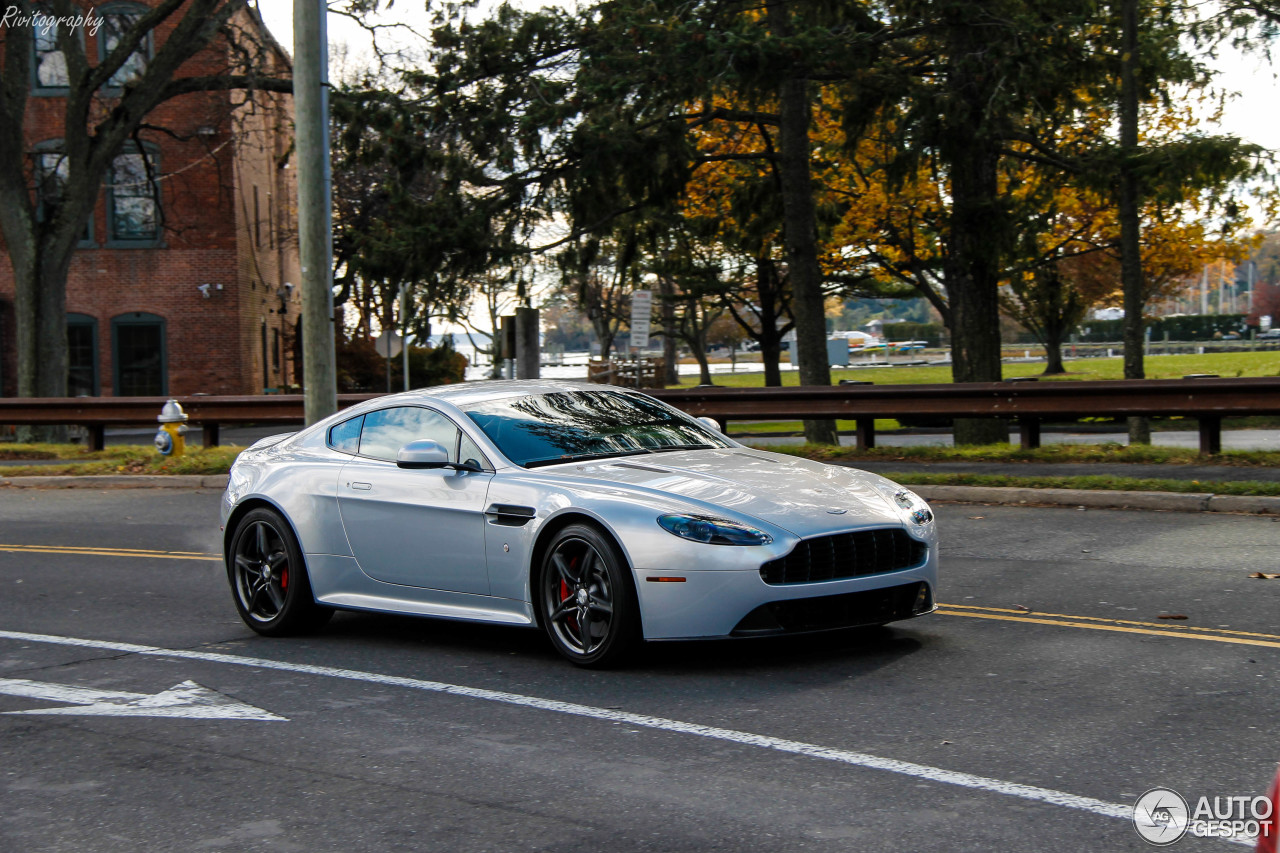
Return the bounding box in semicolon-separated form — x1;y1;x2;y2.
33;143;93;244
111;313;166;396
32;10;71;92
107;144;160;243
67;314;99;397
99;4;151;90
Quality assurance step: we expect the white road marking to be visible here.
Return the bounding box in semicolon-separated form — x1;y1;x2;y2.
0;677;286;720
0;629;1248;845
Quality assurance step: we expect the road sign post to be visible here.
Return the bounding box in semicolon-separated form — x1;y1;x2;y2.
630;290;652;388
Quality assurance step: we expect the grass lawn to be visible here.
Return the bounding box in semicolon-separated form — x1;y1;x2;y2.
681;350;1280;434
671;350;1280;388
0;443;240;477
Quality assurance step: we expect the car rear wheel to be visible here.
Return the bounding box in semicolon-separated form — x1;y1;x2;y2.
228;507;332;636
538;524;639;667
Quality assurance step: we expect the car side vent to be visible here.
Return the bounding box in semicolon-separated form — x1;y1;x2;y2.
760;529;926;585
484;504;537;527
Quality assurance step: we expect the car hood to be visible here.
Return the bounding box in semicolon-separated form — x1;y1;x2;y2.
538;448;904;538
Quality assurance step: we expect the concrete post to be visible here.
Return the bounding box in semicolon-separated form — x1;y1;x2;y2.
515;307;540;380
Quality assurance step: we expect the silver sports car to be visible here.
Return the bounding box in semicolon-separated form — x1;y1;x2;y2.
221;380;938;666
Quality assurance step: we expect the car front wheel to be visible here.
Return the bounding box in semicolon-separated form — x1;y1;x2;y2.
538;524;639;667
228;507;332;636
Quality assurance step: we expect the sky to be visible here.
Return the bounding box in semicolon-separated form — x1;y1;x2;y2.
256;1;1280;151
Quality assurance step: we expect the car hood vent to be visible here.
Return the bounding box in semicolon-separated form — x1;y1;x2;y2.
610;461;672;474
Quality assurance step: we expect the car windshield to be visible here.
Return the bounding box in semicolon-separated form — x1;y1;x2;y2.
462;390;731;468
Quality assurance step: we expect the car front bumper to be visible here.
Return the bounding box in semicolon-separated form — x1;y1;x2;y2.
633;551;938;640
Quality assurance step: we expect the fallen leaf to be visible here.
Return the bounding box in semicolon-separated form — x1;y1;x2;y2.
1248;572;1280;580
940;740;953;745
968;516;985;520
1013;605;1032;612
1157;614;1189;620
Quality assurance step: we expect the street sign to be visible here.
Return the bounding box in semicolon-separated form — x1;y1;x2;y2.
374;330;402;359
0;678;286;721
630;290;652;350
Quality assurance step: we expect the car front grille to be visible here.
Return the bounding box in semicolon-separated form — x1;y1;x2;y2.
760;528;927;585
731;582;932;635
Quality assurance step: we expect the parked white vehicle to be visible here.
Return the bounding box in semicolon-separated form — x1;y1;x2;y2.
221;381;939;666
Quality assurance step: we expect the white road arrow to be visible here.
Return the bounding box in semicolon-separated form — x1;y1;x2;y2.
0;678;287;721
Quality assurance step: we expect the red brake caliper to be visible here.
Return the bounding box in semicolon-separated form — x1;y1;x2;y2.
561;557;578;632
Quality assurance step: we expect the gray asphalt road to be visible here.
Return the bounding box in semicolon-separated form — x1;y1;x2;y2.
0;490;1277;851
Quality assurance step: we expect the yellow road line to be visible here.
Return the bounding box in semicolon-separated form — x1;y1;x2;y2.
935;608;1280;650
0;544;218;561
940;602;1280;641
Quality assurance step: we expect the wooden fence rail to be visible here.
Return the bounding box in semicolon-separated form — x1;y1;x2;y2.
2;376;1278;454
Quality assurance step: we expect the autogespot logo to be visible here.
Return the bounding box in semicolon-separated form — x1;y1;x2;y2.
1134;787;1190;846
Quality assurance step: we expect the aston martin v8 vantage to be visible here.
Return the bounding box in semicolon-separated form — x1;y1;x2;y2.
221;380;938;666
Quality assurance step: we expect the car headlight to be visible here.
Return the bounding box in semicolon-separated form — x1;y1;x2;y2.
891;488;934;525
657;514;773;546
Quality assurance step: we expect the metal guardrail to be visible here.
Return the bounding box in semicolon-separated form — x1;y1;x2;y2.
647;377;1280;454
0;394;380;450
1;376;1278;454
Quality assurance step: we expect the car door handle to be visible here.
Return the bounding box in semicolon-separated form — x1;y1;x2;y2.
350;481;372;490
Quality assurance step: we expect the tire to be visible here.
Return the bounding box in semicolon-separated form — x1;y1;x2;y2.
538;524;640;667
227;507;332;636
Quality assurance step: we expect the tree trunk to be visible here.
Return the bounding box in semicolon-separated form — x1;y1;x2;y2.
941;15;1008;446
694;353;713;386
771;40;836;443
756;257;786;387
1043;343;1065;375
760;338;783;386
9;235;38;399
1119;0;1149;445
1040;270;1068;376
35;250;71;398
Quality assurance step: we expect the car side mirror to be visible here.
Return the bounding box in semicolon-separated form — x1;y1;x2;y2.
396;440;484;472
396;439;450;469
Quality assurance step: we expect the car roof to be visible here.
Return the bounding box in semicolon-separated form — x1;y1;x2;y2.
365;379;641;409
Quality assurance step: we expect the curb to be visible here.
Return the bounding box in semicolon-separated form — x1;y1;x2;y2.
914;485;1280;516
0;474;229;490
0;475;1277;516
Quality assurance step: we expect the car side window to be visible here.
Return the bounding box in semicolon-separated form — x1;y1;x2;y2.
328;415;363;454
358;407;459;463
457;431;489;470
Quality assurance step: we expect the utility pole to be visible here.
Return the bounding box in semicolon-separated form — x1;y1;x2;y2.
295;0;338;425
401;283;410;391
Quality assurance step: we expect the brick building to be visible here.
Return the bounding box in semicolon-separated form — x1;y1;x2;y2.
0;1;300;398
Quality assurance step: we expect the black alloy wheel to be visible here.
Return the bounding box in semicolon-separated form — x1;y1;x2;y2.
228;507;331;636
539;524;638;667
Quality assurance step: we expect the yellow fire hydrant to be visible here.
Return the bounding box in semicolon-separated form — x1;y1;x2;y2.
154;399;189;457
